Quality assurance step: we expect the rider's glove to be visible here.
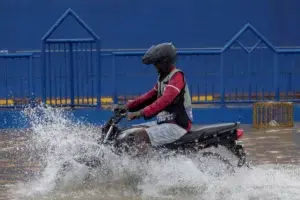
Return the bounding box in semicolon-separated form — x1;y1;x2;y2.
114;104;128;114
127;110;143;120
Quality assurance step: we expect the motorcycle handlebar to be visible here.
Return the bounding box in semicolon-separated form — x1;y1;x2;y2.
117;112;127;118
112;111;128;122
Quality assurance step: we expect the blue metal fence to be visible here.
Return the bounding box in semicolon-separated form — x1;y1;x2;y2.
0;53;35;107
110;23;300;106
41;8;101;107
1;9;300;108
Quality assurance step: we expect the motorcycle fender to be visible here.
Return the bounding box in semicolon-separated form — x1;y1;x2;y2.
117;127;145;141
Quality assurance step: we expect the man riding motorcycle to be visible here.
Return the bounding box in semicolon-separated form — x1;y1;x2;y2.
115;42;193;150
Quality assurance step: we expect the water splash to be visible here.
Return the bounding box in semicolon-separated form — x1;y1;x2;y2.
7;105;300;200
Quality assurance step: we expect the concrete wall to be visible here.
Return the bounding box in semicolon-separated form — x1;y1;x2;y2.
2;105;300;129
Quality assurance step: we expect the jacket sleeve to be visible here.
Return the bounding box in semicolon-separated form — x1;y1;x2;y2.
142;72;185;118
126;84;158;112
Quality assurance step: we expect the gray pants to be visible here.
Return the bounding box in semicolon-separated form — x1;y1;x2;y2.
134;121;187;147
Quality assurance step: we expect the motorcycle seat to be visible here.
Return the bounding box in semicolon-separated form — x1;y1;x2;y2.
173;122;239;145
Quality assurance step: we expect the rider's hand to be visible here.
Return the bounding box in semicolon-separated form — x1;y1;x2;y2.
114;104;128;114
127;110;143;120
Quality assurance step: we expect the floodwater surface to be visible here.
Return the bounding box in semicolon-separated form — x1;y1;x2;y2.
1;106;300;200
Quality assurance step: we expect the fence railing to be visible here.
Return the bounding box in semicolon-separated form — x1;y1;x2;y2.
1;9;300;108
0;53;35;108
110;24;300;106
41;8;101;107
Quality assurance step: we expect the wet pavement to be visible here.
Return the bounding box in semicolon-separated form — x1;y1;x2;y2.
1;124;300;200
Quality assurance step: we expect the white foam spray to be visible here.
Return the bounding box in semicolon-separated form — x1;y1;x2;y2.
7;104;300;200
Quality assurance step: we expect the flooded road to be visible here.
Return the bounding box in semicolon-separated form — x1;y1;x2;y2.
1;106;300;200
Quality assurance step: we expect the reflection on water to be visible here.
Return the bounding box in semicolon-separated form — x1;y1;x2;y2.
1;106;300;200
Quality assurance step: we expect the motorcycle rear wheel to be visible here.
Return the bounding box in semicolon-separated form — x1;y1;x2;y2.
187;151;236;178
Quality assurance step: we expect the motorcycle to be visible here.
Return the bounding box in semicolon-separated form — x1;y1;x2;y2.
84;110;249;170
56;110;250;185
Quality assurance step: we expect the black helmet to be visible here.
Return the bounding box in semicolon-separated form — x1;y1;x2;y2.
142;42;177;66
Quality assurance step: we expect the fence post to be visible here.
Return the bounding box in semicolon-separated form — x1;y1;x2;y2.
41;42;46;104
69;42;75;107
274;53;280;101
96;39;102;108
220;54;225;107
28;54;37;105
112;54;118;105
